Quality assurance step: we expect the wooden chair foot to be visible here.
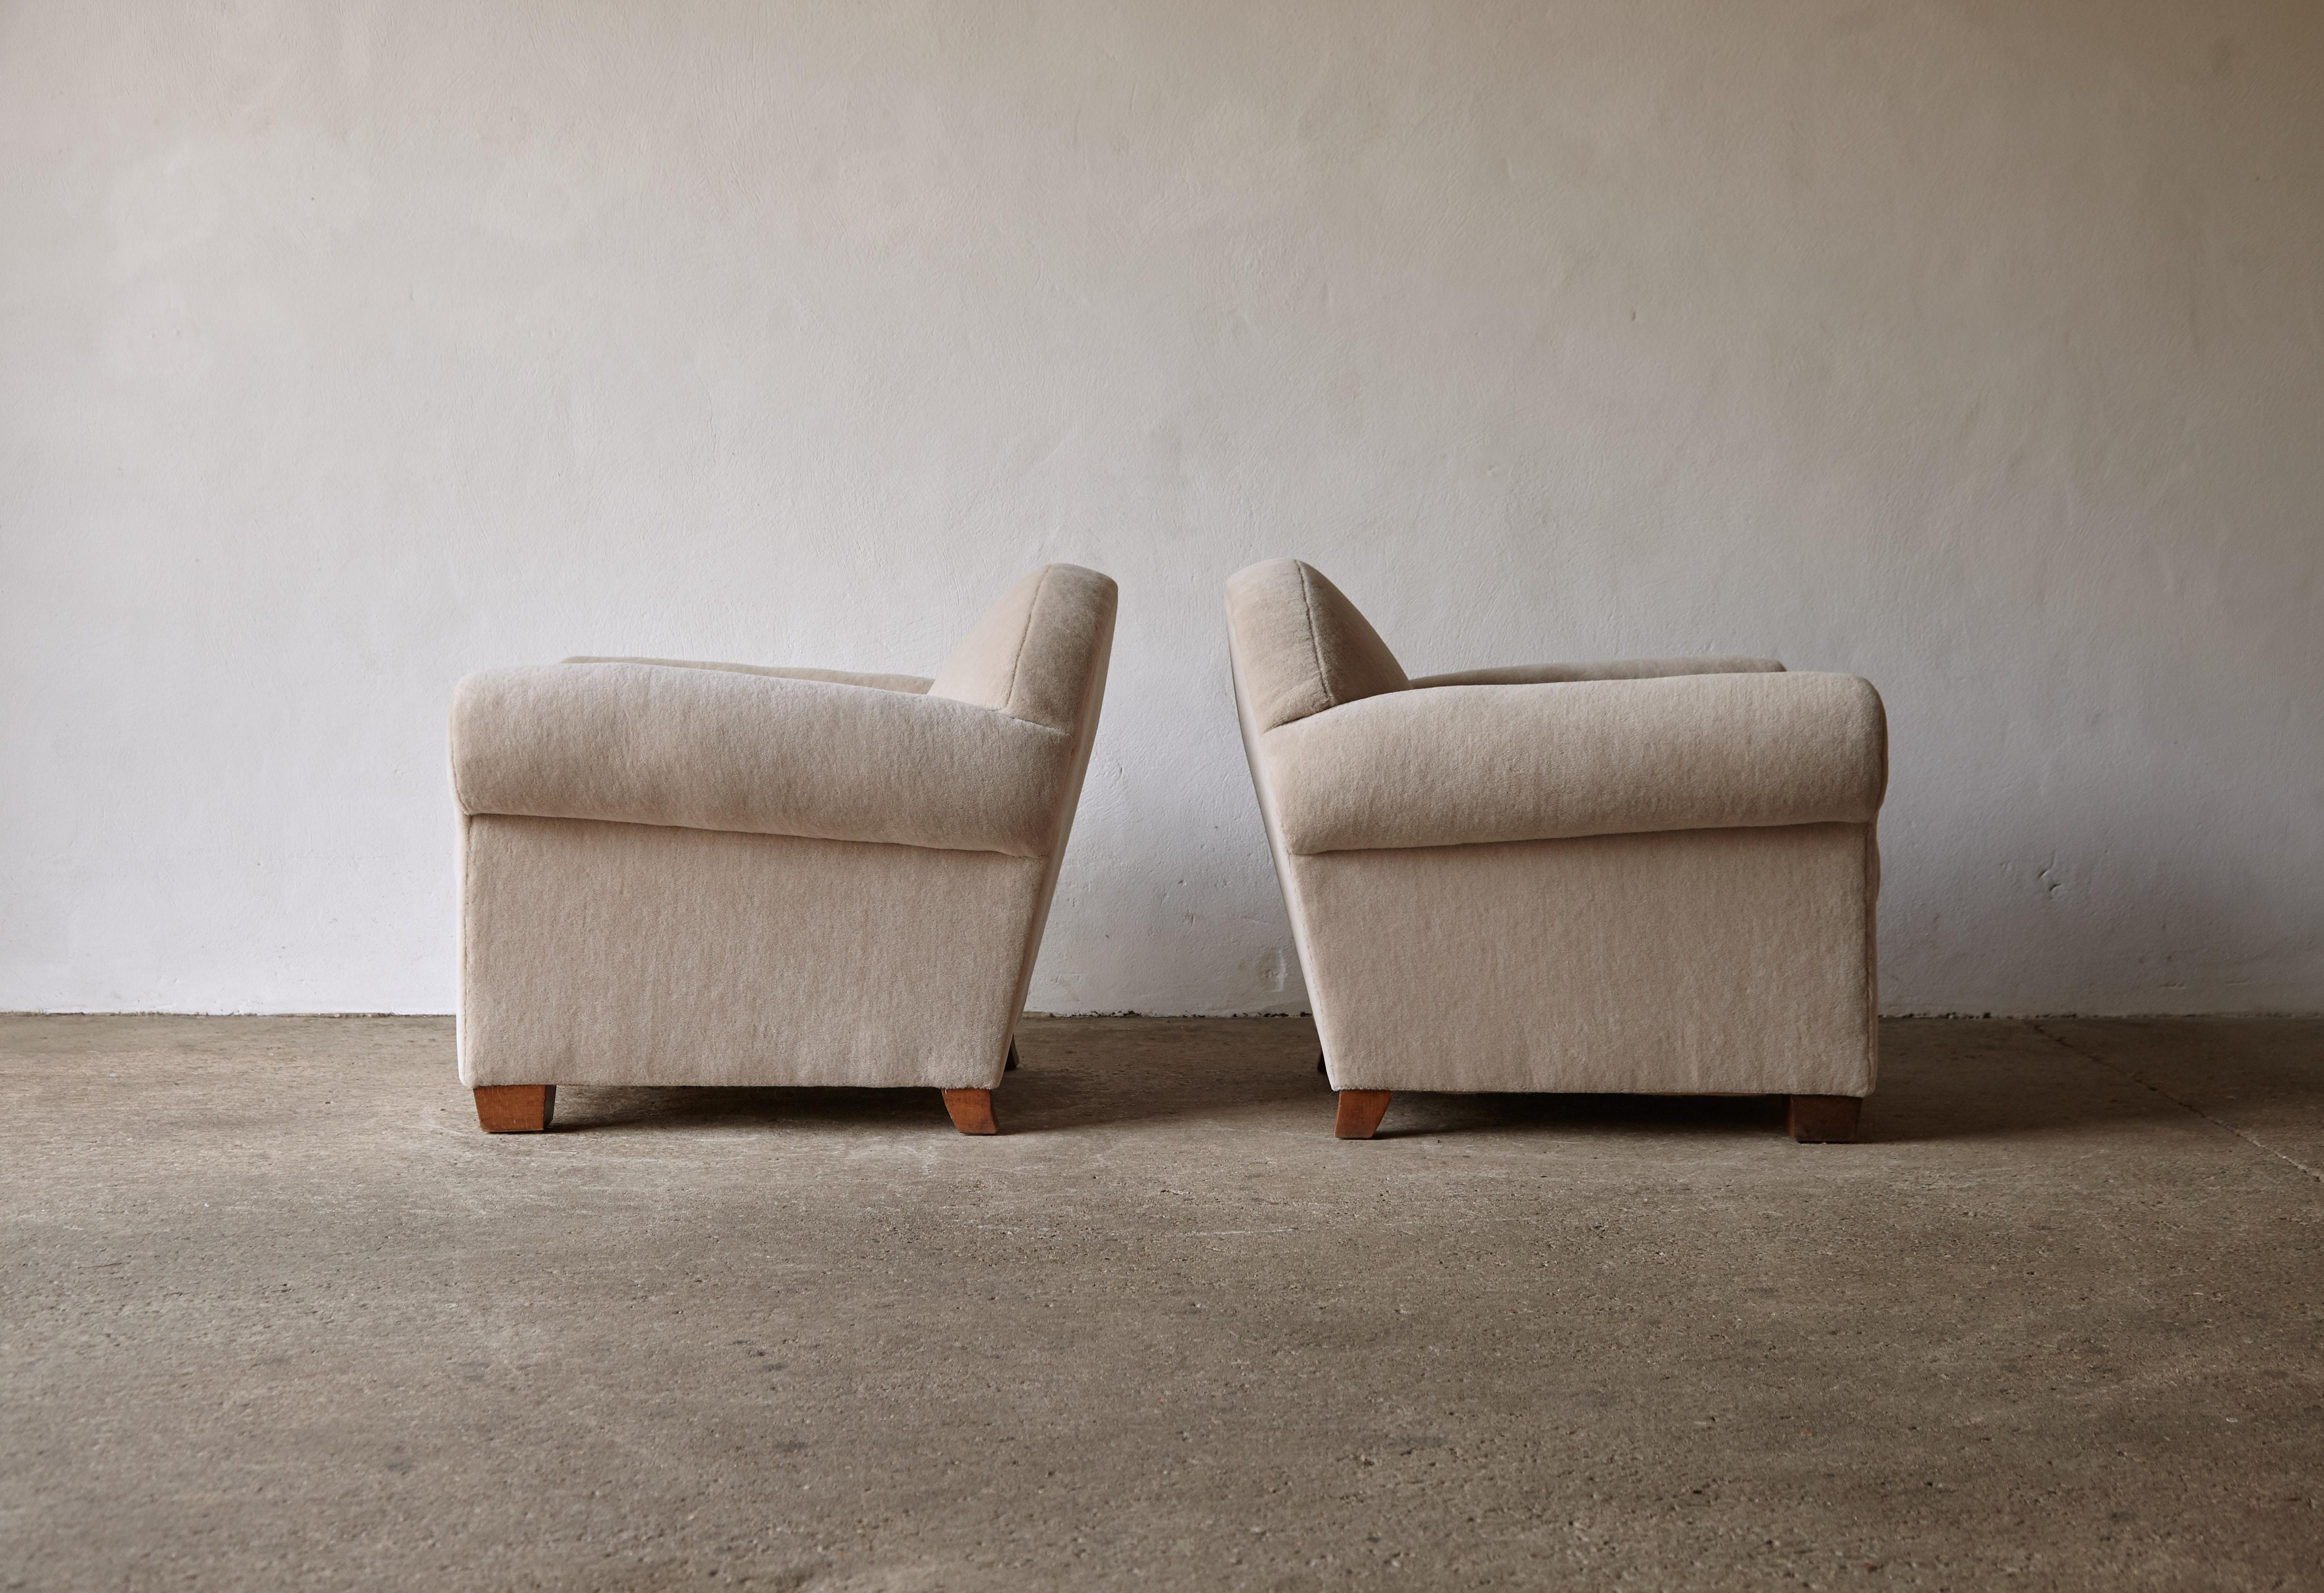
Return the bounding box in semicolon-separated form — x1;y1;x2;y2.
1005;1040;1019;1072
474;1085;555;1133
942;1088;998;1135
1789;1094;1861;1143
1334;1090;1392;1139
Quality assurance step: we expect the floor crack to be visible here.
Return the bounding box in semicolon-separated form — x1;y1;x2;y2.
2030;1021;2324;1184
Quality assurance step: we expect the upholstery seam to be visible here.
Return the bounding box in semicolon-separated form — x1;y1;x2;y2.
1274;815;1863;859
1864;822;1881;1076
1295;562;1333;713
999;566;1050;724
447;701;470;814
467;809;1053;861
455;813;470;1077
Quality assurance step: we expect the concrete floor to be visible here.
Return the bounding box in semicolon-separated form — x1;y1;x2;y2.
3;1017;2321;1591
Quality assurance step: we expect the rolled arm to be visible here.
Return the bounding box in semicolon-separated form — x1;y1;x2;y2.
452;662;1070;857
1262;671;1885;855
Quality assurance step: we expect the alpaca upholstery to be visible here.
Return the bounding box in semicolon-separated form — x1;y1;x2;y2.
1225;559;1887;1123
452;564;1116;1106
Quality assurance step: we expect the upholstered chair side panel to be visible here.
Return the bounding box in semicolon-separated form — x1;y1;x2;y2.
1001;565;1118;733
1222;559;1409;732
1226;615;1338;1049
1286;822;1879;1097
1862;823;1883;1033
927;563;1116;733
457;816;1044;1089
927;568;1044;716
998;582;1120;1034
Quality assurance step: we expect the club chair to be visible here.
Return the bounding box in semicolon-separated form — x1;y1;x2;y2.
1224;559;1886;1142
450;563;1116;1135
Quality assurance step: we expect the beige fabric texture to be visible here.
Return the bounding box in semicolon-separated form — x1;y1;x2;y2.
459;816;1044;1088
455;564;1118;1091
996;578;1118;1032
566;657;934;694
1222;559;1410;732
1286;824;1879;1095
1226;560;1884;1101
1407;657;1782;689
452;663;1071;858
928;563;1118;732
1264;670;1888;855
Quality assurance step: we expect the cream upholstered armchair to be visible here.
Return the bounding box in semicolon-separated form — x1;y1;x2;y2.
450;564;1116;1136
1225;560;1886;1143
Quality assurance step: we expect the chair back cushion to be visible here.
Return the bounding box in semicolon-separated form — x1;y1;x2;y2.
929;564;1118;735
1224;560;1409;731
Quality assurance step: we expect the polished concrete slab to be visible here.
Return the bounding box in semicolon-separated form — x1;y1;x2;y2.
3;1015;2320;1590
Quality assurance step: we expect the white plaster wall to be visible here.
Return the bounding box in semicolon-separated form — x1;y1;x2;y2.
2;0;2318;1015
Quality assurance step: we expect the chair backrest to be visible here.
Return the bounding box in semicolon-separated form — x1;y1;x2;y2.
929;564;1118;735
1224;559;1409;732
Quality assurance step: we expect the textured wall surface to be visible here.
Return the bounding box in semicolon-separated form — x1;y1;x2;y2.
3;0;2318;1015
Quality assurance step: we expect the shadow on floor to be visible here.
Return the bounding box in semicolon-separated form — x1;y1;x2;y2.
521;1018;2324;1146
1371;1090;1793;1142
545;1058;1325;1137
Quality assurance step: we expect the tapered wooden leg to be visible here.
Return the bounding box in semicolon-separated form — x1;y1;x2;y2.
1334;1090;1392;1140
1005;1040;1020;1072
942;1088;998;1135
1789;1094;1861;1143
474;1085;555;1133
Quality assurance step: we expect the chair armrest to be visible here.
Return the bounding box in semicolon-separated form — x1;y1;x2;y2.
452;662;1070;857
1261;671;1885;855
564;656;934;694
1406;657;1782;689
